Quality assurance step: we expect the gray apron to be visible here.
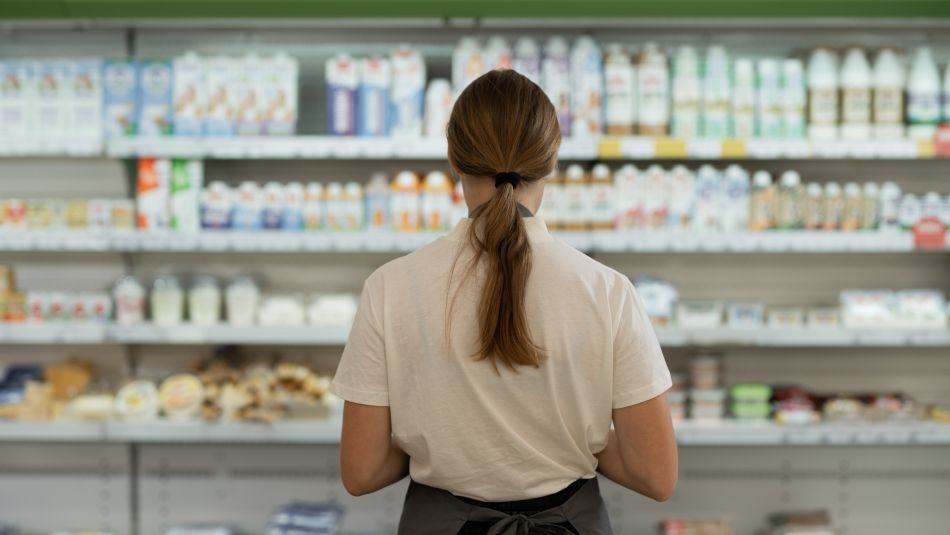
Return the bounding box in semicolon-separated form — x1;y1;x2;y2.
397;478;613;535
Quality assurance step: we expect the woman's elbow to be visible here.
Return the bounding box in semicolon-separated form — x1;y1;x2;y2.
341;467;377;496
644;472;678;502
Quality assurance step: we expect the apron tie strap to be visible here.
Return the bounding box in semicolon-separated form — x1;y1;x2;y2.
485;512;576;535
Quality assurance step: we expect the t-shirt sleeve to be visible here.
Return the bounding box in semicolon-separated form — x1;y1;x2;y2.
611;276;673;409
330;271;389;406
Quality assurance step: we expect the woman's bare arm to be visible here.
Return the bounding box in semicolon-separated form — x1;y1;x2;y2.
340;401;409;496
594;394;678;501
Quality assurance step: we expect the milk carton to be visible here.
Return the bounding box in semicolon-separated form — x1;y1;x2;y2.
303;182;325;230
604;44;636;135
570;37;604;138
672;46;701;138
424;79;453;138
170;159;203;233
137;60;173;137
613;164;642;229
421;171;453;231
589;164;615;230
34;61;70;150
483;36;513;71
262;182;285;230
137;158;171;230
71;59;103;151
542;37;572;137
702;46;731;139
512;38;541;84
201;181;233;230
343;182;365;230
172;53;205;136
694;165;722;231
1;61;33;151
235;55;263;135
282;182;305;231
260;53;298;136
637;43;670;136
205;56;237;136
390;46;426;138
452;37;483;94
390;171;421;232
325;54;358;136
364;173;390;230
722;165;751;231
358;56;391;137
102;60;138;137
643;165;670;230
232;182;264;230
324;182;346;231
668;165;696;230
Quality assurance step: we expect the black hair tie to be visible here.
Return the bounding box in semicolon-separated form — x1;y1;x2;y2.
495;172;521;189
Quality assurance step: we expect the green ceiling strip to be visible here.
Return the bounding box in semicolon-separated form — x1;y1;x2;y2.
2;0;949;19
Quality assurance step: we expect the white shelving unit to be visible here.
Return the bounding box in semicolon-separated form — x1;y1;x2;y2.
2;419;948;446
0;229;931;253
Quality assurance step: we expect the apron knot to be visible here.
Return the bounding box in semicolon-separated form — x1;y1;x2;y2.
486;512;575;535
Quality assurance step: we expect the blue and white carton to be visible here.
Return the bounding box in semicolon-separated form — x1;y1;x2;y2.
102;60;138;137
173;52;205;136
137;60;173;136
357;56;391;137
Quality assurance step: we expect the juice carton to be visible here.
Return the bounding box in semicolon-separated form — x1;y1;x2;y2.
205;56;237;136
137;60;173;137
390;171;421;232
613;164;643;229
324;182;346;230
637;43;670;136
170;159;203;233
173;52;205;136
102;60;138;137
260;53;298;136
325;54;358;136
358;56;391;137
1;61;34;151
589;164;615;230
421;171;453;231
390;46;426;138
137;158;171;230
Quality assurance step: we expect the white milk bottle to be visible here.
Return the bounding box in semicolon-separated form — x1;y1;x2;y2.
840;48;872;140
390;171;421;232
637;43;670;136
421;171;453;231
570;37;605;137
878;181;902;232
364;173;390;231
781;59;807;139
604;44;637;135
643;165;671;230
589;164;616;230
722;164;750;232
390;46;426;138
424;79;453;138
923;192;943;220
732;59;755;139
907;46;941;140
672;46;701;139
613;164;642;229
750;170;776;231
872;48;905;139
483;36;513;71
324;182;345;231
694;165;722;232
702;46;732;139
562;164;590;230
452;38;483;94
898;194;922;230
512;38;541;84
807;48;839;140
542;37;572;137
668;165;696;230
756;59;783;138
804;182;824;231
861;182;880;230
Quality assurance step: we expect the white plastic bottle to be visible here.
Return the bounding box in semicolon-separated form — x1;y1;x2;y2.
483;36;513;71
878;181;902;232
613;164;642;229
668;165;696;230
672;46;701;139
756;59;783;139
512;37;541;84
823;181;843;231
842;182;864;231
804;182;824;231
861;182;880;230
694;165;722;232
840;48;872;140
424;79;453;139
898;194;922;230
589;164;615;230
702;46;731;139
721;165;750;232
872;48;906;139
452;37;483;94
643;165;671;230
807;48;839;140
364;172;390;230
777;170;803;230
421;171;453;231
907;46;941;140
542;37;572;137
732;58;755;139
637;43;670;136
343;181;364;231
781;59;807;139
749;170;775;231
604;44;637;135
923;191;943;220
570;37;605;138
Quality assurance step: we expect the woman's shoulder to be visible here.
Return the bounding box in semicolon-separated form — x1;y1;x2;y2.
536;239;631;292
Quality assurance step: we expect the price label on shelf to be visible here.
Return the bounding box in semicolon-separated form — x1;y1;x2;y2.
719;139;746;159
596;137;622;159
653;138;687;159
917;138;936;159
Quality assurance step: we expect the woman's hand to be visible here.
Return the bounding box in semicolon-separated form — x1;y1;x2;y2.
594;393;678;501
340;401;410;496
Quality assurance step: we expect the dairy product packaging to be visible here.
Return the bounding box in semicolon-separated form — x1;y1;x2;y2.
643;165;670;230
672;46;701;138
343;181;364;230
170;159;203;233
721;165;750;231
840;48;872;140
512;37;541;84
668;165;695;230
604;44;636;135
282;182;305;230
842;182;864;230
589;164;615;230
570;36;605;137
862;182;880;230
879;181;901;232
364;173;390;230
137;158;171;230
390;46;426;138
260;53;298;135
732;58;755;139
781;59;806;139
804;182;824;230
907;46;941;139
421;171;453;230
755;59;782;138
234;55;263;135
693;165;721;231
262;182;285;230
303;182;325;230
324;182;345;230
823;182;843;230
872;49;906;139
637;43;670;136
777;170;804;230
205;56;237;136
137;60;173;137
613;164;642;229
0;61;34;149
390;171;420;231
33;61;70;149
232;182;264;230
702;46;731;139
172;53;205;136
943;62;950;124
101;61;138;138
807;49;838;140
358;57;391;137
72;59;104;149
424;79;453;138
483;36;513;71
325;54;358;136
561;164;590;230
542;37;572;136
453;37;484;94
201;181;233;230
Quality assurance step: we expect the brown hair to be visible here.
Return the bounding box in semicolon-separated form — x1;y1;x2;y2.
446;69;561;371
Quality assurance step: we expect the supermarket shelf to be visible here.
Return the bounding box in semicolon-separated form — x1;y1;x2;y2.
0;230;929;254
1;324;948;346
2;420;949;445
99;135;939;160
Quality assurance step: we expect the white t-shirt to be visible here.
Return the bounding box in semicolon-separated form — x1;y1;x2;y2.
331;217;672;502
